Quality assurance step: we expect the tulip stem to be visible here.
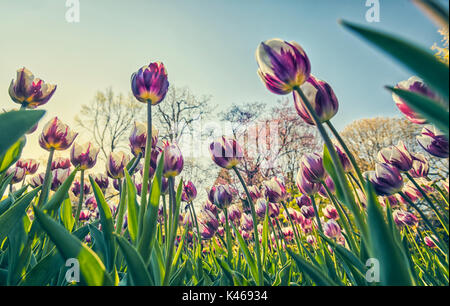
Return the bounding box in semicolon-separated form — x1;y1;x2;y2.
223;208;233;264
115;179;127;235
128;152;143;175
405;173;448;235
326;120;364;184
232;166;263;286
294;87;367;239
309;195;323;233
37;148;55;207
189;202;202;251
74;169;85;227
280;201;303;254
138;103;152;241
163;177;179;286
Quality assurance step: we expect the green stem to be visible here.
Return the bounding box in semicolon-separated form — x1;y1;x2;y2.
232;166;263;286
37;148;55;207
280;201;303;253
294;87;366;239
309;195;323;233
189;202;202;251
74;169;85;227
128;152;143;175
138;103;152;241
223;208;233;264
162;177;177;286
115;179;127;234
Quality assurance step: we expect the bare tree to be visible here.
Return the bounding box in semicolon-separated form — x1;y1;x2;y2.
154;86;212;142
75;88;143;161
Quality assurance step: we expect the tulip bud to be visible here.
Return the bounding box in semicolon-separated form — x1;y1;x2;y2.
29;173;45;188
256;38;311;95
408;153;429;178
306;235;317;246
393;210;418;227
324;220;341;238
255;198;267;218
322;204;339;220
91;173;109;192
392;76;438;124
209;136;243;169
417;125;449;158
295;195;312;208
424;235;438;248
131;62;169;105
247;185;262;202
241;214;254;232
106;151;130;179
211;184;233;209
161;177;169;195
300;205;316;219
377;141;413;172
39;117;78;151
203;200;218;216
51;157;71;170
72;180;91;197
51;168;70;191
366;163;404;196
263;177;287;204
79;209;91;221
6;167;26;184
85;196;97;211
182;181;197;202
16;159;39;175
129;122;158;156
160;141;183;178
268;202;280;218
70;142;100;170
228;204;242;224
299;153;326;183
296;170;320;196
293;75;339;125
9;67;57;108
318;176;336;198
282;227;294;241
335;145;352;173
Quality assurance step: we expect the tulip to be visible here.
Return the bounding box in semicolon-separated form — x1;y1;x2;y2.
211;185;234;210
228;204;242;224
199;210;219;240
51;157;71;170
160;141;184;178
284;207;304;224
300;218;313;234
241;214;254;232
140;145;162;179
262;177;286;203
91;173;109;192
255;198;267;218
72;180;91;197
9;67;57;109
295;195;312;208
300;205;316;219
131;62;169;105
393;210;418;227
324;220;341;238
299;153;326;183
209;136;243;169
417;125;449;158
70;142;100;170
306;235;317;246
378;141;413;172
282;227;294;241
256;38;311;95
366;163;404;196
293;75;339;125
240;229;251;241
85;196;97;211
39;117;78;151
203;200;218;216
318;176;336;198
296;170;320;196
408;153;429;178
50;168;70;191
182;181;197;202
29;173;45;188
399;182;422;204
323;204;339;220
16;159;39;175
247;185;262;201
268;202;280;218
424;235;438;248
106;151;130;179
129;122;158;156
79;209;91;221
161;177;169;195
113;179;121;192
335;145;352;173
392;76;438;124
6;167;26;184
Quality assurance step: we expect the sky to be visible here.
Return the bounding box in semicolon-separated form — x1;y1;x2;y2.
0;0;447;162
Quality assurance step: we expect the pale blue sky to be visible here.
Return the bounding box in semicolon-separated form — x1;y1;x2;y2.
0;0;447;160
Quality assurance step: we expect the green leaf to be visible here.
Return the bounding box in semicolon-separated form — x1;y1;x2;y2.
0;173;14;200
286;248;337;286
115;234;152;286
60;197;75;232
0;187;40;242
89;176;115;272
42;167;79;211
0;137;26;174
0;110;45;155
33;206;112;286
231;222;258;284
340;20;449;101
387;87;449;137
412;0;449;30
124;169;138;244
365;181;414;285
